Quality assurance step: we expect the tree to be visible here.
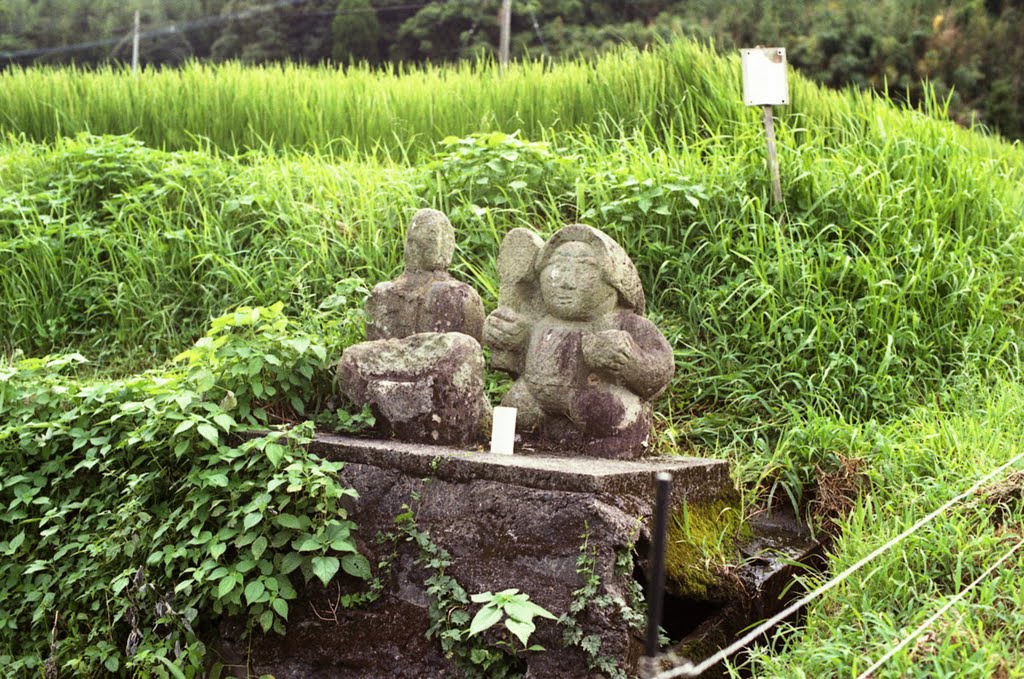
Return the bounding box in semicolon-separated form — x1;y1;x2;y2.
331;0;381;64
211;0;334;63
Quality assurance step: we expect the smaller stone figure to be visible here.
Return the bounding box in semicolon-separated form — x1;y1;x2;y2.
483;224;675;458
366;208;484;342
337;209;489;446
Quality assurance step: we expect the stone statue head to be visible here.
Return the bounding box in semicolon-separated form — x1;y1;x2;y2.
536;224;645;318
404;209;456;273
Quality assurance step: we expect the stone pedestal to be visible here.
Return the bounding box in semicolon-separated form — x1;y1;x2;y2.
213;435;732;678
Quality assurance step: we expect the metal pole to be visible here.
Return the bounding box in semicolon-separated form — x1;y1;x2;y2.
498;0;511;70
131;10;140;74
645;472;672;664
762;104;782;204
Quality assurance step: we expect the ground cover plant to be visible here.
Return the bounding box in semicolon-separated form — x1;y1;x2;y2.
2;38;1024;676
0;304;375;675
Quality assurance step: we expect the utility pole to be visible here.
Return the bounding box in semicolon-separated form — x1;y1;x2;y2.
498;0;511;70
131;10;140;74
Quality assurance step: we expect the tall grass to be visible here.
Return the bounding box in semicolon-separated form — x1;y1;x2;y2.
741;378;1024;677
2;40;1023;491
3;94;1023;441
0;134;419;366
4;37;1024;677
0;46;710;157
5;39;1019;165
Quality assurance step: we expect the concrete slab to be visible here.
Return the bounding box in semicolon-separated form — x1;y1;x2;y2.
308;433;732;505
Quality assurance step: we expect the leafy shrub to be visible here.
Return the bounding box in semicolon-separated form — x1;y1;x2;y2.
0;304;374;676
425;131;577;225
0;133;401;365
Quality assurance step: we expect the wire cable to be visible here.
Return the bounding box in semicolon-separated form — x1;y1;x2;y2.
650;449;1024;678
854;537;1024;679
0;0;431;62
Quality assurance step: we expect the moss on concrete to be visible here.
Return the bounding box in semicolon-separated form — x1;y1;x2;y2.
664;499;748;598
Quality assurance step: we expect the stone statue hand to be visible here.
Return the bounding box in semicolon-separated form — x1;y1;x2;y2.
582;330;633;376
484;307;529;351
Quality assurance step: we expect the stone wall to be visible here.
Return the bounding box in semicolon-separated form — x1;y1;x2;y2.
213;435;732;678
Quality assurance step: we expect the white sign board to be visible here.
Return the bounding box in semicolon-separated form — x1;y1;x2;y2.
741;47;789;106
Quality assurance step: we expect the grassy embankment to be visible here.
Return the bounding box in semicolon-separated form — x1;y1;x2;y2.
3;39;1024;676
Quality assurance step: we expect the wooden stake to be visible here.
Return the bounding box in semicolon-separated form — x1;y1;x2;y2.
762;104;782;205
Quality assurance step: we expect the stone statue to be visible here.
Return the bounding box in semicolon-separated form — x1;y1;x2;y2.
337;209;489;446
483;224;674;458
366;208;484;342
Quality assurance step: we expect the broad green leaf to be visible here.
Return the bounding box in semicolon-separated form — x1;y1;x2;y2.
205;473;229;488
213;413;236;432
217;575;236;599
265;443;285;467
156;656;187;679
236;559;257;573
173;419;195;436
329;537;357;553
251;536;268;560
311;556;340;586
271;597;289;620
292;535;321;552
280;552;303;574
274;513;304;530
244;579;266;605
505;618;536;647
468;604;503;637
111;576;130;595
197;423;220;445
504;598;556;622
341;553;371;580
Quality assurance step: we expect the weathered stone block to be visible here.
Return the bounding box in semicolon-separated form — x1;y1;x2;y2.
213;435;734;678
337;332;491;446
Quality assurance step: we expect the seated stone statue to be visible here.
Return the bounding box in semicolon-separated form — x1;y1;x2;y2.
337;209;489;446
366;208;484;342
483;224;674;458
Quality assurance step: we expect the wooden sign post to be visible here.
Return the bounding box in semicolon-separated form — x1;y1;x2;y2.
741;47;789;205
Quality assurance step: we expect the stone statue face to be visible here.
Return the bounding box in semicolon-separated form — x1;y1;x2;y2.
404;211;455;272
540;241;616;321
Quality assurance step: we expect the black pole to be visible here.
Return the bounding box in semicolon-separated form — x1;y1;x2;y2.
646;471;672;660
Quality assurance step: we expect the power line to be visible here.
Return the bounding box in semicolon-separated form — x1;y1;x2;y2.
0;0;432;63
649;449;1024;678
0;0;304;61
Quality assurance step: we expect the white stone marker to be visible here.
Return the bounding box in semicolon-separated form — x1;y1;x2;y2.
490;406;517;455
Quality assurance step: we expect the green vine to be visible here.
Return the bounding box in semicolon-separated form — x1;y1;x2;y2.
0;304;376;676
558;529;653;679
391;502;551;678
